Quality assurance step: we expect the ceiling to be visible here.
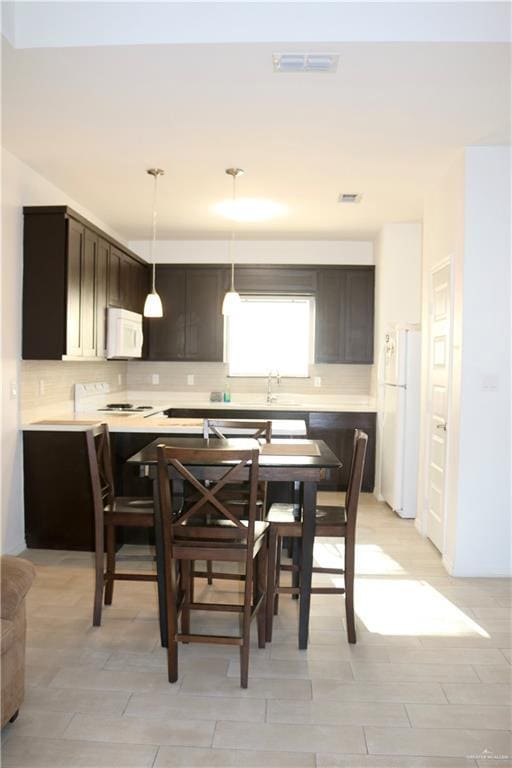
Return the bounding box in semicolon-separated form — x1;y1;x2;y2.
2;6;510;241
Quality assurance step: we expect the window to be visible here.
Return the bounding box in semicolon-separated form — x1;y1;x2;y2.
226;295;315;377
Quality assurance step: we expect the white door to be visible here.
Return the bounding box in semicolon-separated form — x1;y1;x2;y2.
426;262;451;551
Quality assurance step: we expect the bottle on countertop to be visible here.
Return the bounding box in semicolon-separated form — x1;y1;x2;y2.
223;382;231;403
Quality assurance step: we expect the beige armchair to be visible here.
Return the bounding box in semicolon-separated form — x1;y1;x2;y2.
1;555;36;728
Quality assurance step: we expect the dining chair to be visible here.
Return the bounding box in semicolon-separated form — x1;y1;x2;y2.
201;419;272;584
265;429;367;644
86;423;157;626
156;443;268;688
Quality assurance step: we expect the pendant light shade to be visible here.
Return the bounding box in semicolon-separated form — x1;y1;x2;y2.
143;290;163;318
143;168;165;318
222;168;243;317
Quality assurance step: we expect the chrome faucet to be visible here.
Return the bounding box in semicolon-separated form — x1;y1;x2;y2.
266;370;280;404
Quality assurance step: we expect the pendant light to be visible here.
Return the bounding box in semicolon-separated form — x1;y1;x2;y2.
222;167;244;316
143;168;165;318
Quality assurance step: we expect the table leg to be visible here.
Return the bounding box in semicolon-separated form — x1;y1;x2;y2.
152;472;168;647
299;481;317;650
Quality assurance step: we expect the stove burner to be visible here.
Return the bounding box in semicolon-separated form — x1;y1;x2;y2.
98;404;154;413
106;403;133;410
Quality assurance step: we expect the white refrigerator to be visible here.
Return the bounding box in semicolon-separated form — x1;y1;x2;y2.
380;327;421;519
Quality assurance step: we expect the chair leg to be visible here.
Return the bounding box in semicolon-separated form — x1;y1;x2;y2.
273;535;282;616
104;524;116;606
181;561;191;638
240;560;253;689
166;560;179;683
256;543;267;649
344;540;356;644
266;527;279;643
189;559;195;604
93;523;105;627
291;537;301;600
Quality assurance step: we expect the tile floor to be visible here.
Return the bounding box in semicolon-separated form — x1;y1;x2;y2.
1;494;511;768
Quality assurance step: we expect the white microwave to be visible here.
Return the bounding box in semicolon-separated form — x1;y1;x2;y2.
106;308;143;359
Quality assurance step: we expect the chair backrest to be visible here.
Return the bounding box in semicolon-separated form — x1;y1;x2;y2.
157;444;261;545
203;419;272;443
345;429;368;534
85;423;115;510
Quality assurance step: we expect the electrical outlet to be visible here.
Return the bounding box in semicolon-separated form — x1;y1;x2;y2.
151;373;160;385
314;376;322;388
38;379;45;396
117;373;122;386
187;374;195;386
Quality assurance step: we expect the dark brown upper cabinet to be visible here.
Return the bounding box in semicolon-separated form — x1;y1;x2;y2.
146;263;374;364
147;266;228;361
315;267;374;364
23;206;149;360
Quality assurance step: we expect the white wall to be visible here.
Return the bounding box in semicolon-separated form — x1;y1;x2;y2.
1;147;127;554
454;146;511;576
129;239;373;266
373;222;422;497
419;147;511;577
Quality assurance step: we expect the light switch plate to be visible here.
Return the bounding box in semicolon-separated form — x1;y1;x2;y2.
187;374;195;386
152;373;160;385
314;376;322;388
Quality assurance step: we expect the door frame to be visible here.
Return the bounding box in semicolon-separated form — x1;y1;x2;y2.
419;256;454;555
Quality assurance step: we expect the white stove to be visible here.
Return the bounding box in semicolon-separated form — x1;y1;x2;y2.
74;382;155;416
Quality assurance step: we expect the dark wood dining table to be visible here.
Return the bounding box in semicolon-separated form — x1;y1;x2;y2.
126;436;342;650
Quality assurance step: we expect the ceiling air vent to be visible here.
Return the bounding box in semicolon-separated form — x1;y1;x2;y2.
338;193;362;204
272;53;339;73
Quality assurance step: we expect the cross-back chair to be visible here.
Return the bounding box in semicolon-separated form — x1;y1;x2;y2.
200;419;272;585
265;429;368;644
156;443;268;688
86;423;156;626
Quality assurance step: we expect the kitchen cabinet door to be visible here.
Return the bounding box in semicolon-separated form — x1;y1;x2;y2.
147;267;187;360
108;246;123;307
133;260;150;314
315;267;374;364
65;217;84;357
96;238;109;357
308;411;376;491
81;228;97;358
344;269;374;363
185;268;228;361
315;268;346;363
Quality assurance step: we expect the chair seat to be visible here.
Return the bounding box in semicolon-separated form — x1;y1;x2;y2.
315;505;347;527
106;497;154;514
266;503;298;525
174;519;269;544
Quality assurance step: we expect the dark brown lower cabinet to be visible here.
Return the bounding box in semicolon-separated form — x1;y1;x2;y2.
22;412;375;550
308;412;376;491
167;408;376;492
23;431;159;551
23;431;96;550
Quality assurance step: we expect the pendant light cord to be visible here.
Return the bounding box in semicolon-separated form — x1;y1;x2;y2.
151;172;159;292
230;172;236;291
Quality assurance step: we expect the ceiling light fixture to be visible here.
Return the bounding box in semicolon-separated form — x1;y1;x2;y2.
143;168;165;318
222;167;244;317
214;197;287;223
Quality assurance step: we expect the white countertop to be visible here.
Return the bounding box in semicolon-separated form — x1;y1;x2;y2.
21;391;376;432
126;391;377;413
22;415;308;435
